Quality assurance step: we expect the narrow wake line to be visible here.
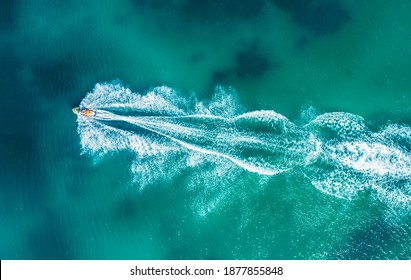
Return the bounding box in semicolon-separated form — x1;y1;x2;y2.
76;81;411;213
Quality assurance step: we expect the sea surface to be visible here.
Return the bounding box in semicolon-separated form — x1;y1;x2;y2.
1;0;411;259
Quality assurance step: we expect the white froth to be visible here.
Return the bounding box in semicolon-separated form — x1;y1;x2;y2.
75;81;411;214
309;112;367;139
330;141;411;177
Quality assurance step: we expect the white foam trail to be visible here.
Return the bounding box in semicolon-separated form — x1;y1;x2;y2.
90;110;313;175
75;81;411;213
91;111;278;174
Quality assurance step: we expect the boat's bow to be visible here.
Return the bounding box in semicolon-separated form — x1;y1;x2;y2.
72;107;80;115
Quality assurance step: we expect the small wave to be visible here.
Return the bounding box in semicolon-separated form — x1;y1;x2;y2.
75;81;411;213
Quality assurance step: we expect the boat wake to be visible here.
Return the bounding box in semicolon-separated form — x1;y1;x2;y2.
75;81;411;215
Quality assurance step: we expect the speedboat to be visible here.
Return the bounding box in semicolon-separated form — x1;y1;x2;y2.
72;107;96;117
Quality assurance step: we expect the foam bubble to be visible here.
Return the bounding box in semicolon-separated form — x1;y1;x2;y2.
309;112;368;140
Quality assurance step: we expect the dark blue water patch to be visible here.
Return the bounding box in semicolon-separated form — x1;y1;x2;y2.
295;35;309;50
0;145;45;224
113;196;142;224
132;0;265;23
0;51;47;214
31;56;79;97
131;0;177;11
212;69;232;84
235;46;273;79
0;0;17;30
270;0;309;15
0;130;38;186
188;52;206;65
0;42;20;86
182;0;265;21
271;0;351;36
300;1;351;36
28;53;116;106
27;210;74;259
212;43;276;84
331;217;411;259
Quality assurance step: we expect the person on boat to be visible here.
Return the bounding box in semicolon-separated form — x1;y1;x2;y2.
82;109;92;115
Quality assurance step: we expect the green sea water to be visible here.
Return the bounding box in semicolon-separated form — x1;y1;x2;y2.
1;0;411;259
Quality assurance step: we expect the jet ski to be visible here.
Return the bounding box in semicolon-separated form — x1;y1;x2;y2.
72;107;96;117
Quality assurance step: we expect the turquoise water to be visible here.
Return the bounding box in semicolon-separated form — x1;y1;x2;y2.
1;0;411;259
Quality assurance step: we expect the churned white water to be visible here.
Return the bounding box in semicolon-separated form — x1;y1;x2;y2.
76;81;411;212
